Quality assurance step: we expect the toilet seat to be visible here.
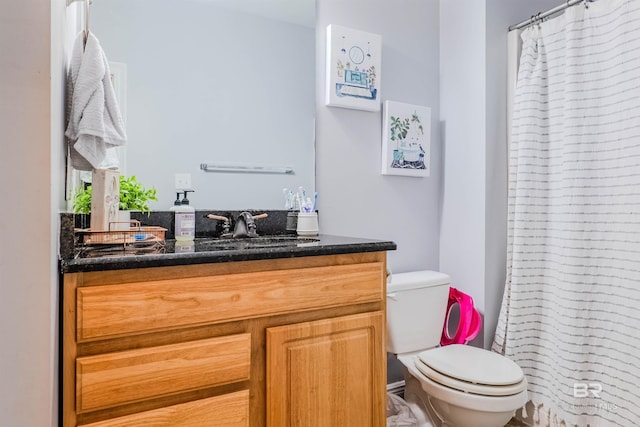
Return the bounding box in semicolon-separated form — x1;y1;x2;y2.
414;359;527;396
415;345;526;397
398;353;529;414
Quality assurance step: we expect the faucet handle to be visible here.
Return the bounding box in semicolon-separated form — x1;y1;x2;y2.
206;214;230;222
206;214;232;237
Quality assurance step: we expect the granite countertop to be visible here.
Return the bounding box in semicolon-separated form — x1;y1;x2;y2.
58;211;396;273
60;234;397;273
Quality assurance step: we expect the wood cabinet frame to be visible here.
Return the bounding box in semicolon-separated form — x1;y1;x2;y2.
62;252;387;426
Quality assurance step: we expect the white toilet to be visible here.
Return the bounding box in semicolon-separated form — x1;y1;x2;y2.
387;271;528;427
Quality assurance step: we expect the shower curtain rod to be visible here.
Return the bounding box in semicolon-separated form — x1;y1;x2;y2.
509;0;594;31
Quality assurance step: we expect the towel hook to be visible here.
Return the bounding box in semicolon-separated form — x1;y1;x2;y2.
82;0;90;47
66;0;91;48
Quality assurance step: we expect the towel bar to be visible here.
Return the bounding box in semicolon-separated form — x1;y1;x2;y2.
200;163;295;175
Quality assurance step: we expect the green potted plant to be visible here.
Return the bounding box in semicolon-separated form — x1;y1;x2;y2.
73;175;158;215
389;115;410;164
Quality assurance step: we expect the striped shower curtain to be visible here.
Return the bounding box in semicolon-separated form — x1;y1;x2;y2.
493;1;640;426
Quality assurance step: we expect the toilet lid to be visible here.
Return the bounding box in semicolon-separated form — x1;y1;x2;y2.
416;345;525;395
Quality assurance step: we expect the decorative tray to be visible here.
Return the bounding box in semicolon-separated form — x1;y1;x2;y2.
75;221;167;245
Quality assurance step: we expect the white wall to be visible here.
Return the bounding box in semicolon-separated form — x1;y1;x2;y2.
316;0;442;274
484;0;561;348
0;0;67;425
439;0;488;347
440;0;567;348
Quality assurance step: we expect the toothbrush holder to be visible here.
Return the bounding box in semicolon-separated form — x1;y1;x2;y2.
296;212;319;236
286;211;299;232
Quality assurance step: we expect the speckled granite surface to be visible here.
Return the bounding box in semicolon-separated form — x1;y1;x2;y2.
59;211;396;273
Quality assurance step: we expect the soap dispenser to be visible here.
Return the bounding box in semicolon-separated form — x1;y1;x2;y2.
169;192;182;210
174;190;195;241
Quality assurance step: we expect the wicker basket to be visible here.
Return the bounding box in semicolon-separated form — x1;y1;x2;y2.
76;220;167;245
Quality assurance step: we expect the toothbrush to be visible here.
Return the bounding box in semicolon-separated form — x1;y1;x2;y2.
311;192;318;212
283;188;295;210
297;187;305;212
304;197;313;213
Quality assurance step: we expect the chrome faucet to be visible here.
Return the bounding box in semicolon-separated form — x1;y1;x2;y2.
233;212;256;238
231;212;268;238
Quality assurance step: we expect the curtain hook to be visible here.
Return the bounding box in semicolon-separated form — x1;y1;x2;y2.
584;0;589;9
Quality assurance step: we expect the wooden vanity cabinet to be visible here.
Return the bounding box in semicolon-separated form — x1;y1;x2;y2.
62;252;387;427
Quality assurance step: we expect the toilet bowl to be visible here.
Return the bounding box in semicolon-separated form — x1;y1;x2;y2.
387;271;528;427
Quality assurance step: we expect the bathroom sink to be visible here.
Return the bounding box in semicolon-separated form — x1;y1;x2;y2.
194;235;320;251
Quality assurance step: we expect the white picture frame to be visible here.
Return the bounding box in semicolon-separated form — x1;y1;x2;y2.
325;24;381;112
381;101;431;177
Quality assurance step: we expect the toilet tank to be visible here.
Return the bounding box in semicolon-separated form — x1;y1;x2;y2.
386;270;451;354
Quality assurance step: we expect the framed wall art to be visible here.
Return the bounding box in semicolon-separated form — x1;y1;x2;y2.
381;101;431;177
325;24;381;111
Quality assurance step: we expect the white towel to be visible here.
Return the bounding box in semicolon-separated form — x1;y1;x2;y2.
65;32;126;171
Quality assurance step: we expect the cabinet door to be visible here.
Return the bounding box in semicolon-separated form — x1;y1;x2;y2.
267;312;385;427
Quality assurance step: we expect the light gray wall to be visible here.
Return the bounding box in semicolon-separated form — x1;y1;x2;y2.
316;0;441;385
439;1;488;349
316;0;442;275
484;0;561;348
440;0;566;349
0;0;67;425
92;0;316;210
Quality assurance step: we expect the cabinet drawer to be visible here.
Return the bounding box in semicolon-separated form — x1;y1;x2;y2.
77;262;384;341
82;391;249;427
77;334;250;413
